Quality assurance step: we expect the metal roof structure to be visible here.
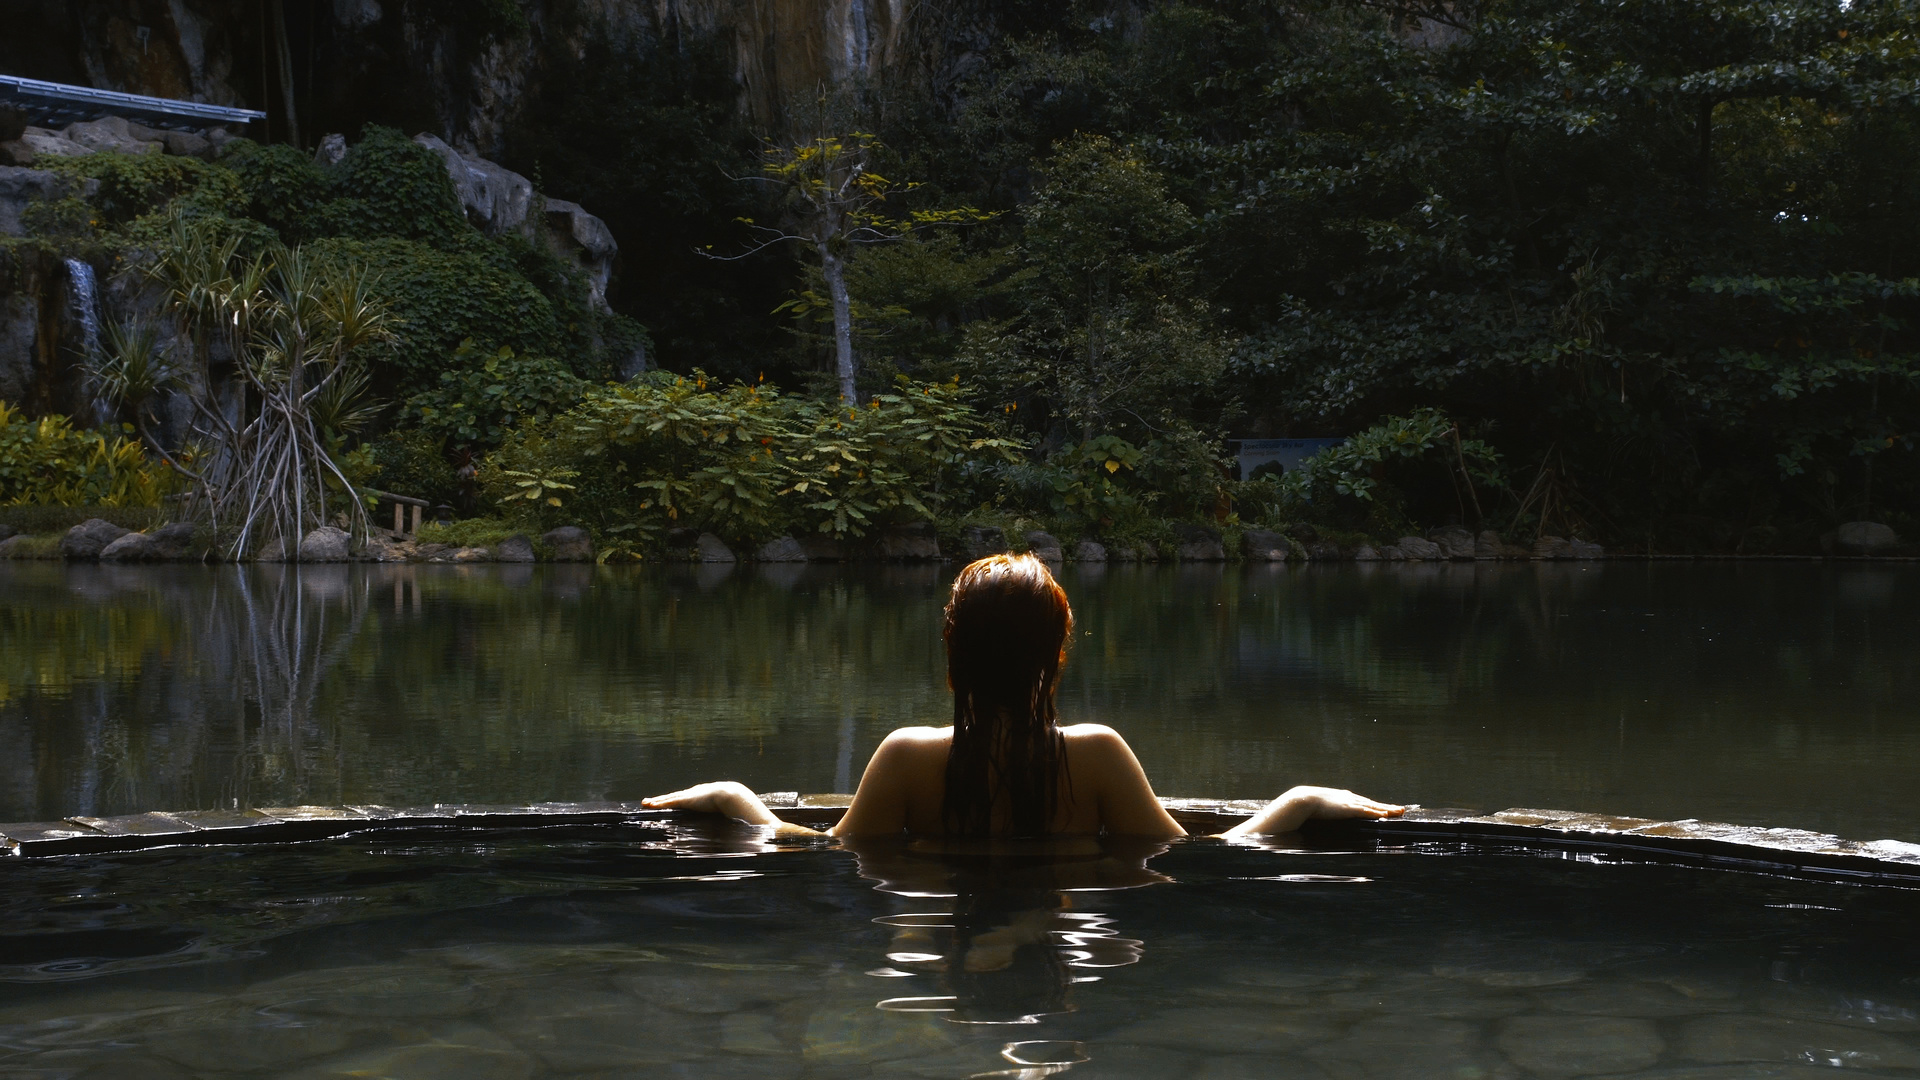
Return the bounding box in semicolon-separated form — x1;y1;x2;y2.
1;73;264;131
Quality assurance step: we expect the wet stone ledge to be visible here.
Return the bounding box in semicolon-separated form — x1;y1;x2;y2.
3;800;1918;884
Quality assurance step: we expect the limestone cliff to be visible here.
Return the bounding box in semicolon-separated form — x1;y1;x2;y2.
0;0;991;157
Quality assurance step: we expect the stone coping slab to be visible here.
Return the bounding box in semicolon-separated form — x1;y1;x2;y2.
1;800;1916;884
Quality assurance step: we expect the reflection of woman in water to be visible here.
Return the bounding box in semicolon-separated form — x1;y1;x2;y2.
645;553;1404;838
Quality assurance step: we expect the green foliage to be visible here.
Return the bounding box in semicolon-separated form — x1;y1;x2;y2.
39;152;236;227
366;428;463;507
0;401;171;507
405;341;586;449
482;374;1019;544
0;504;165;536
413;516;533;550
218;139;337;244
1278;410;1503;529
329;125;468;247
958;133;1226;441
311;237;558;392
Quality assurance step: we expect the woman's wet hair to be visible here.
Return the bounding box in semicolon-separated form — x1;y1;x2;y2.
942;554;1074;835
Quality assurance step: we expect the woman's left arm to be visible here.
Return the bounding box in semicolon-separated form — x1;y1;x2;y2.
1219;785;1405;837
642;782;822;836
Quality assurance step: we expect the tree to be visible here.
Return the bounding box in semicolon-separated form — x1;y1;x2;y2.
962;133;1226;443
719;132;987;402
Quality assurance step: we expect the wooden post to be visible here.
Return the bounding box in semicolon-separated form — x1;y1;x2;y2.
410;504;422;534
393;502;404;535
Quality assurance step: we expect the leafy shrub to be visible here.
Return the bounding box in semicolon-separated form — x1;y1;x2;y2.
412;516;534;550
1277;410;1504;531
0;402;171;507
405;341;587;449
481;374;1019;544
329;125;468;247
219;140;336;244
0;504;165;535
39;152;236;227
311;237;559;391
365;427;463;507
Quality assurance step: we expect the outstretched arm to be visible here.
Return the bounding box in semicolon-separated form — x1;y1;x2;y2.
1220;785;1405;838
641;781;822;837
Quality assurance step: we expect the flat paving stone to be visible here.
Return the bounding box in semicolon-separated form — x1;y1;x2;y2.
1677;1014;1920;1070
1498;1014;1664;1076
66;812;196;836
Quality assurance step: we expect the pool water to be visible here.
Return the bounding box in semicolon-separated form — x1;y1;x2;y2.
3;825;1918;1078
3;560;1918;843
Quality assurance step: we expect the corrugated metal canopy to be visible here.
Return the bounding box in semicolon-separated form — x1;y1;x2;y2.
0;73;263;131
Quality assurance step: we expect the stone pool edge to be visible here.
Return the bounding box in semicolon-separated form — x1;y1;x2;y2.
4;798;1918;885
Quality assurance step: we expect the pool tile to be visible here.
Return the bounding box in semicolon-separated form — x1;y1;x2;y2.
1497;1014;1664;1076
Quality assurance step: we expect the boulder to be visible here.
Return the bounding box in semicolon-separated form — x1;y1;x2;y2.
61;518;130;560
297;526;351;563
1174;524;1226;561
0;534;34;558
542;198;618;310
449;546;491;562
1833;521;1899;556
0;523;14;544
1427;526;1476;560
958;525;1008;562
1240;529;1289;562
1569;539;1606;559
1352;545;1380;561
100;522;198;562
1533;535;1575;560
1377;543;1407;560
695;532;736;562
1396;536;1444;561
161;130;213;160
1073;539;1108;562
61;117;162;156
12;127;91;160
359;534;413;562
1023;531;1064;562
413;133;535;238
875;521;940;560
756;536;807;562
1304;539;1344;561
494;533;535;563
1108;543;1139;563
0;165;94;236
540;526;593;562
410;542;452;562
313;132;348;167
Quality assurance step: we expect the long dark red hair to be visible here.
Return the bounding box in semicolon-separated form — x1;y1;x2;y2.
942;554;1074;835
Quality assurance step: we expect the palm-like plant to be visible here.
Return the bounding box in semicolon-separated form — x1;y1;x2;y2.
151;216;392;559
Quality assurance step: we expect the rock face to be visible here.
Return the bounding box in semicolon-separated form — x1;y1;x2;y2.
959;525;1007;562
801;534;846;561
1569;539;1605;559
875;521;940;560
1427;526;1476;560
298;526;351;562
1533;536;1575;559
360;534;413;562
1073;539;1107;562
694;532;735;562
60;518;130;560
1396;536;1444;561
1023;531;1064;562
1174;525;1226;561
494;533;535;562
756;535;806;562
1833;520;1899;556
0;166;98;236
541;525;592;562
100;521;198;561
411;133;619;315
1241;529;1289;562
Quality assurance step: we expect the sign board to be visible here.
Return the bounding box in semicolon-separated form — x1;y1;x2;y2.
1230;438;1344;482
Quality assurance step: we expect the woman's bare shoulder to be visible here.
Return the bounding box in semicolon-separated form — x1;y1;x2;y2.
880;725;952;744
1059;723;1127;745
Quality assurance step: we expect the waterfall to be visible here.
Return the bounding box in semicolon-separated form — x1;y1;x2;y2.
64;257;111;427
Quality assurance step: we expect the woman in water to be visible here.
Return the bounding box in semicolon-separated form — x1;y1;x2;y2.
644;553;1404;838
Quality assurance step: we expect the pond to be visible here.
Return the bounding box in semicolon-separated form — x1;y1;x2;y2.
2;560;1918;843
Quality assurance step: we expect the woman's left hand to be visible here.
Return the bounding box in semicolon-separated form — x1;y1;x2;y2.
641;781;780;826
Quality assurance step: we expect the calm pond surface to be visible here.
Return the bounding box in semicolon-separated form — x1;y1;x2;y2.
2;559;1916;842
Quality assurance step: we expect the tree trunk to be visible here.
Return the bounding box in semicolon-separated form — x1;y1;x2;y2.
268;0;301;149
820;241;857;402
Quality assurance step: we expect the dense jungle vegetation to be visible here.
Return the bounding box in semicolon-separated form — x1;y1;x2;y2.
8;0;1919;556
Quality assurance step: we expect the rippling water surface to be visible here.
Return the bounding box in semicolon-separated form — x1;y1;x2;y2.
2;560;1917;840
2;828;1917;1078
